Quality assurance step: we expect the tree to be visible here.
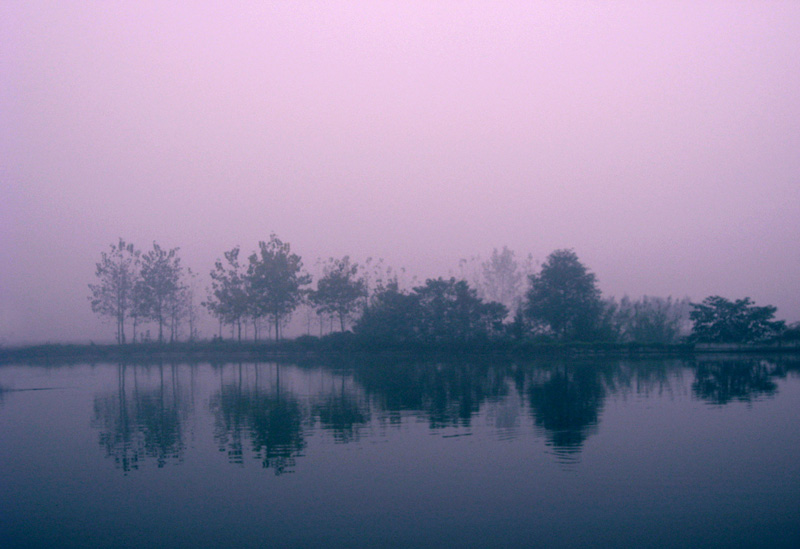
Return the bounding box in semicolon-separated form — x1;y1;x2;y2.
353;280;419;343
183;268;200;342
205;247;250;342
689;296;785;344
477;246;527;314
247;234;311;341
354;277;507;345
414;278;507;344
523;249;603;341
89;239;140;344
311;256;367;332
616;295;691;344
139;242;184;343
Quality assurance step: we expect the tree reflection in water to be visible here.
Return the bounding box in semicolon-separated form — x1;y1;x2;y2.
312;377;370;443
692;358;786;405
89;355;800;474
353;358;512;429
210;363;306;475
92;363;190;472
525;361;606;464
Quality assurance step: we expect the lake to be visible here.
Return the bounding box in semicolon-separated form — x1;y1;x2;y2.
1;355;799;548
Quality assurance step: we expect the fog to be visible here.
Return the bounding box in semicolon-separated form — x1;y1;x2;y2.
2;1;799;344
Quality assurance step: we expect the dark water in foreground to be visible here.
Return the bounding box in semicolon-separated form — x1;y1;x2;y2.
1;356;799;548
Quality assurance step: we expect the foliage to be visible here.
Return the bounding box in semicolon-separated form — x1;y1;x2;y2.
353;280;419;343
523;249;603;341
354;278;507;345
311;256;367;332
478;246;526;314
205;247;250;341
458;247;533;317
139;242;184;343
247;234;311;340
88;238;140;344
615;296;691;344
414;278;507;343
781;322;800;344
689;296;785;344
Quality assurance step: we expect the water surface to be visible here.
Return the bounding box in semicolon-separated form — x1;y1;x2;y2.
1;356;798;547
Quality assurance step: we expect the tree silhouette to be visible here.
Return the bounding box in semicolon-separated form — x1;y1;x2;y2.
311;256;367;332
355;278;506;345
524;249;603;341
205;247;250;341
247;235;311;341
139;243;184;343
690;296;785;344
88;239;140;344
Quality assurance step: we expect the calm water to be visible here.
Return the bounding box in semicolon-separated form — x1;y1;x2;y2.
1;355;799;548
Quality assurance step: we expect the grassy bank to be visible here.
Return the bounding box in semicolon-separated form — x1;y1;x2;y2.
3;336;797;365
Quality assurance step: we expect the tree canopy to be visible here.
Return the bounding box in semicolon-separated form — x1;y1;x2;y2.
88;238;140;344
354;277;507;345
523;249;603;341
311;256;367;332
689;296;785;344
205;246;250;341
139;242;184;343
247;234;311;340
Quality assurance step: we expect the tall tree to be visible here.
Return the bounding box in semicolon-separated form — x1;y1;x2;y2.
689;296;785;344
311;256;367;332
247;234;311;341
88;238;140;344
523;249;603;341
139;242;183;343
205;247;249;342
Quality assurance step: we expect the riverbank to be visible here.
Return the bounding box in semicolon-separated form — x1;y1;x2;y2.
1;338;797;364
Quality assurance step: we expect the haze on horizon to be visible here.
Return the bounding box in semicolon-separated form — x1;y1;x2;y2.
2;1;799;344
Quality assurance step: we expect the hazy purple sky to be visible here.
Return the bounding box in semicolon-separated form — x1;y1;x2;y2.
2;1;799;343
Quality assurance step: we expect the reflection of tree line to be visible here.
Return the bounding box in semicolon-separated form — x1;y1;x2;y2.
92;363;191;472
209;362;373;474
92;357;800;471
691;357;796;405
210;364;308;474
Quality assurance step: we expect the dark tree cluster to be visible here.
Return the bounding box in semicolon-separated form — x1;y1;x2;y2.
354;278;507;345
689;296;785;344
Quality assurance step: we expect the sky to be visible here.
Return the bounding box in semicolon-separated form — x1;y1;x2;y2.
2;1;799;344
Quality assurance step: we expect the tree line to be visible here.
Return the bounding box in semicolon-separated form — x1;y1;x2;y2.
89;237;798;346
89;239;199;344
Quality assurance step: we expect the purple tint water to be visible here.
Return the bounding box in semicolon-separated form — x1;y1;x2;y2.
0;357;798;548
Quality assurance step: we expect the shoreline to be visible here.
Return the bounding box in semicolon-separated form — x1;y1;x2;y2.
1;340;798;364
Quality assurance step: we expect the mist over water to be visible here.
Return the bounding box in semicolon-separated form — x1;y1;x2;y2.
3;2;800;344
